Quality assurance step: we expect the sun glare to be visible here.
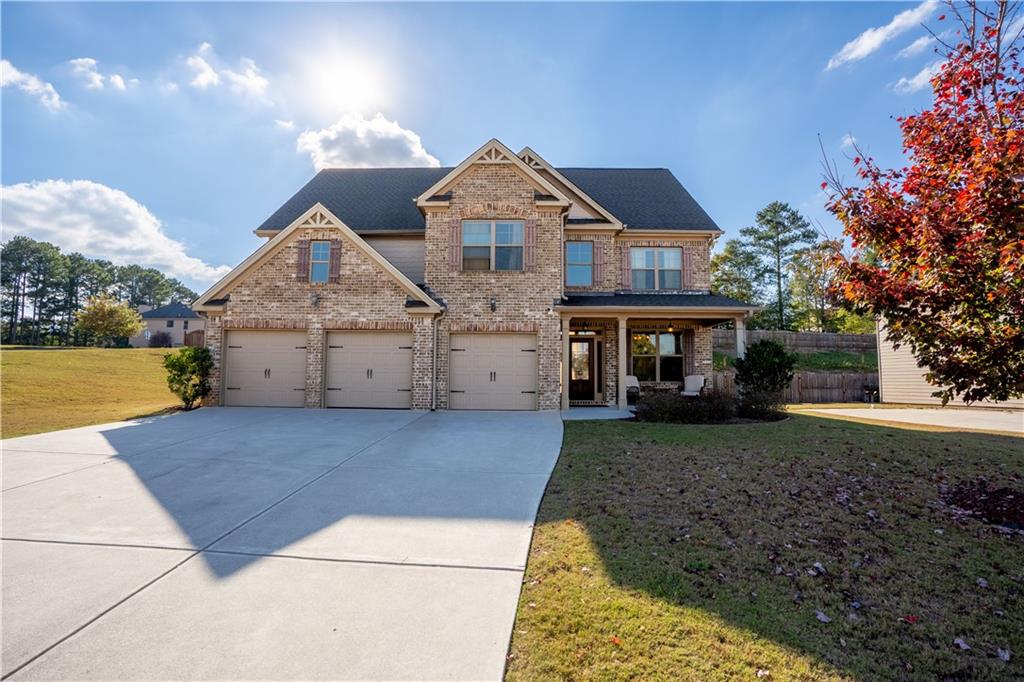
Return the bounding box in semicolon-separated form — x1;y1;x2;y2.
295;48;389;120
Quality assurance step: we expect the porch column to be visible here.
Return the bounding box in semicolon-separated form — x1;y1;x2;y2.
735;316;747;359
617;316;628;410
561;316;571;410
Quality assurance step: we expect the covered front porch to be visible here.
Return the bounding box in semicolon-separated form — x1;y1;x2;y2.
555;295;758;410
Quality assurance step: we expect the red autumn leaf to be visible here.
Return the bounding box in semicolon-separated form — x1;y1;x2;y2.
901;615;920;624
609;636;622;645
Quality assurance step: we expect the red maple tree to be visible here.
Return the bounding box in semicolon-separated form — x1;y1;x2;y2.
824;0;1024;403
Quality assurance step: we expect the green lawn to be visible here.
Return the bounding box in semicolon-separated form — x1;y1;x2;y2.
715;350;878;372
507;416;1022;681
1;347;179;438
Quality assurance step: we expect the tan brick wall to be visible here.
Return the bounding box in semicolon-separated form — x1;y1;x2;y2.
424;164;564;410
202;225;430;408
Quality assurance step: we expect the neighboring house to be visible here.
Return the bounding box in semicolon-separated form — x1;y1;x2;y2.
129;302;205;347
877;325;1023;409
193;139;756;410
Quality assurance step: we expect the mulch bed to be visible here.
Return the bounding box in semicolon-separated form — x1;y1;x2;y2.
942;479;1024;530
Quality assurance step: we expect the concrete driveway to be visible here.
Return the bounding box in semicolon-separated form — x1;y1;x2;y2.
801;406;1023;435
1;408;563;680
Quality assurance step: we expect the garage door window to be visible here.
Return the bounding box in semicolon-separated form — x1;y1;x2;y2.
462;220;524;271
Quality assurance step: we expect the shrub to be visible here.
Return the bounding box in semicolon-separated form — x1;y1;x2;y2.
149;330;173;348
634;389;737;424
734;340;796;419
163;346;213;409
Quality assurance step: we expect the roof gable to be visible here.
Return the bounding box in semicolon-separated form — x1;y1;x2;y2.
195;203;441;313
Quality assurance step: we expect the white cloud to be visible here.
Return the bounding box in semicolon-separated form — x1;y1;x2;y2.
897;34;936;58
69;57;104;89
221;57;269;99
1;59;64;111
185;43;269;101
893;60;944;94
840;133;857;150
187;43;220;88
275;119;296;131
68;57;137;92
827;1;937;70
1;179;231;283
296;113;440;170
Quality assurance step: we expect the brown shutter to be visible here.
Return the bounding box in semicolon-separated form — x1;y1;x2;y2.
296;240;310;280
524;219;537;272
683;329;695;376
593;241;604;284
328;240;342;283
683;249;693;289
621;246;631;289
449;219;461;272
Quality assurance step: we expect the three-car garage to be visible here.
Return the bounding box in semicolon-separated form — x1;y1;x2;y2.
221;330;538;410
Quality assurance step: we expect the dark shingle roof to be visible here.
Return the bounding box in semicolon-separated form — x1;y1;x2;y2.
562;293;756;308
558;168;720;231
141;302;200;319
256;166;720;233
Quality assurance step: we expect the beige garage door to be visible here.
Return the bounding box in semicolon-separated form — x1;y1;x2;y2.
325;331;413;409
449;334;538;410
224;331;307;407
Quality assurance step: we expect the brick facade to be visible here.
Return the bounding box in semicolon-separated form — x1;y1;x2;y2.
423;164;564;410
200;153;732;412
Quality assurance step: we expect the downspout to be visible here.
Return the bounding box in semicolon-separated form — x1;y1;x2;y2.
431;314;438;411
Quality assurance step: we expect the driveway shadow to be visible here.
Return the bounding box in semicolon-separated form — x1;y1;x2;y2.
515;414;1023;679
2;408;563;578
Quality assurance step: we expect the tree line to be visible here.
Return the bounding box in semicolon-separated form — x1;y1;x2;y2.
1;236;198;346
710;201;874;333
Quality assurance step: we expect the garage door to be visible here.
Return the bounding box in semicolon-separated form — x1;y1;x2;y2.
449;334;537;410
224;331;307;407
325;331;413;409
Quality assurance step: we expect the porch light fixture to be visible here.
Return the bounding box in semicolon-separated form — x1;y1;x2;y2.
490;297;497;312
310;292;321;308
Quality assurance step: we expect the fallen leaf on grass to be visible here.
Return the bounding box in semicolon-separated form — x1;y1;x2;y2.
609;636;622;646
756;669;770;678
953;637;971;650
998;648;1011;662
901;615;920;624
815;610;832;623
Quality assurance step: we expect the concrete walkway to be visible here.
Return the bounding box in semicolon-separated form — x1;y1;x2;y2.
2;408;563;680
801;406;1023;435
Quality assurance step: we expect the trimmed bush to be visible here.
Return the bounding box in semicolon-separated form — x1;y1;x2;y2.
734;340;795;419
163;346;213;409
634;389;737;424
149;331;173;348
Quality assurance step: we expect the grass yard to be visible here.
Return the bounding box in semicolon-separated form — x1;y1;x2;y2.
714;351;878;373
1;347;179;438
507;415;1023;681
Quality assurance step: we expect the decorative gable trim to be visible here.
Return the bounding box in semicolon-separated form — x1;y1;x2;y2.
517;146;623;230
193;203;441;314
415;139;570;210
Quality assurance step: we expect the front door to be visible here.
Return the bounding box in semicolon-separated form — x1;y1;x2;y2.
569;338;594;401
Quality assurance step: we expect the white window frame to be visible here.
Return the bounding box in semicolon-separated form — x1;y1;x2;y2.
462;220;524;272
631;247;683;290
310;241;331;283
630;329;685;382
565;241;594;287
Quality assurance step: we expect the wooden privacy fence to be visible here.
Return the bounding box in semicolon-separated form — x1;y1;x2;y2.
711;370;879;404
713;329;876;355
183;330;205;348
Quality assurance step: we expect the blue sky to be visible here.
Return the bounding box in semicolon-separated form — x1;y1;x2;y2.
2;2;945;291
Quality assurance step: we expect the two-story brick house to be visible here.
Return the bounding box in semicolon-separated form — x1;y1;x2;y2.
192;139;756;410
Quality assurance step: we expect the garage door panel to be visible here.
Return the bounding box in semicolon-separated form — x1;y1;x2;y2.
326;332;412;409
449;334;537;411
224;331;307;407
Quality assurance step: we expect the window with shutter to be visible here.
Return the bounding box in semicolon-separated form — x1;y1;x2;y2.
309;241;331;283
460;220;525;271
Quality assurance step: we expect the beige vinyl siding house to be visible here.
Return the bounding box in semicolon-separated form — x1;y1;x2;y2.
129;302;205;347
877;325;1024;409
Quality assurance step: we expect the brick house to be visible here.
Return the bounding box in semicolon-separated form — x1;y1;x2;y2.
192;139;756;410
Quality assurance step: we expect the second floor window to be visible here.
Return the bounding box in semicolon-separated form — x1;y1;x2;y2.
462;220;524;271
631;247;682;290
166;320;174;328
565;241;594;287
310;241;331;283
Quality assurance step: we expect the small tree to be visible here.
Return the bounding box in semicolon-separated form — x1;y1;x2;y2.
163;347;213;409
148;330;173;348
733;340;796;419
74;296;143;347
